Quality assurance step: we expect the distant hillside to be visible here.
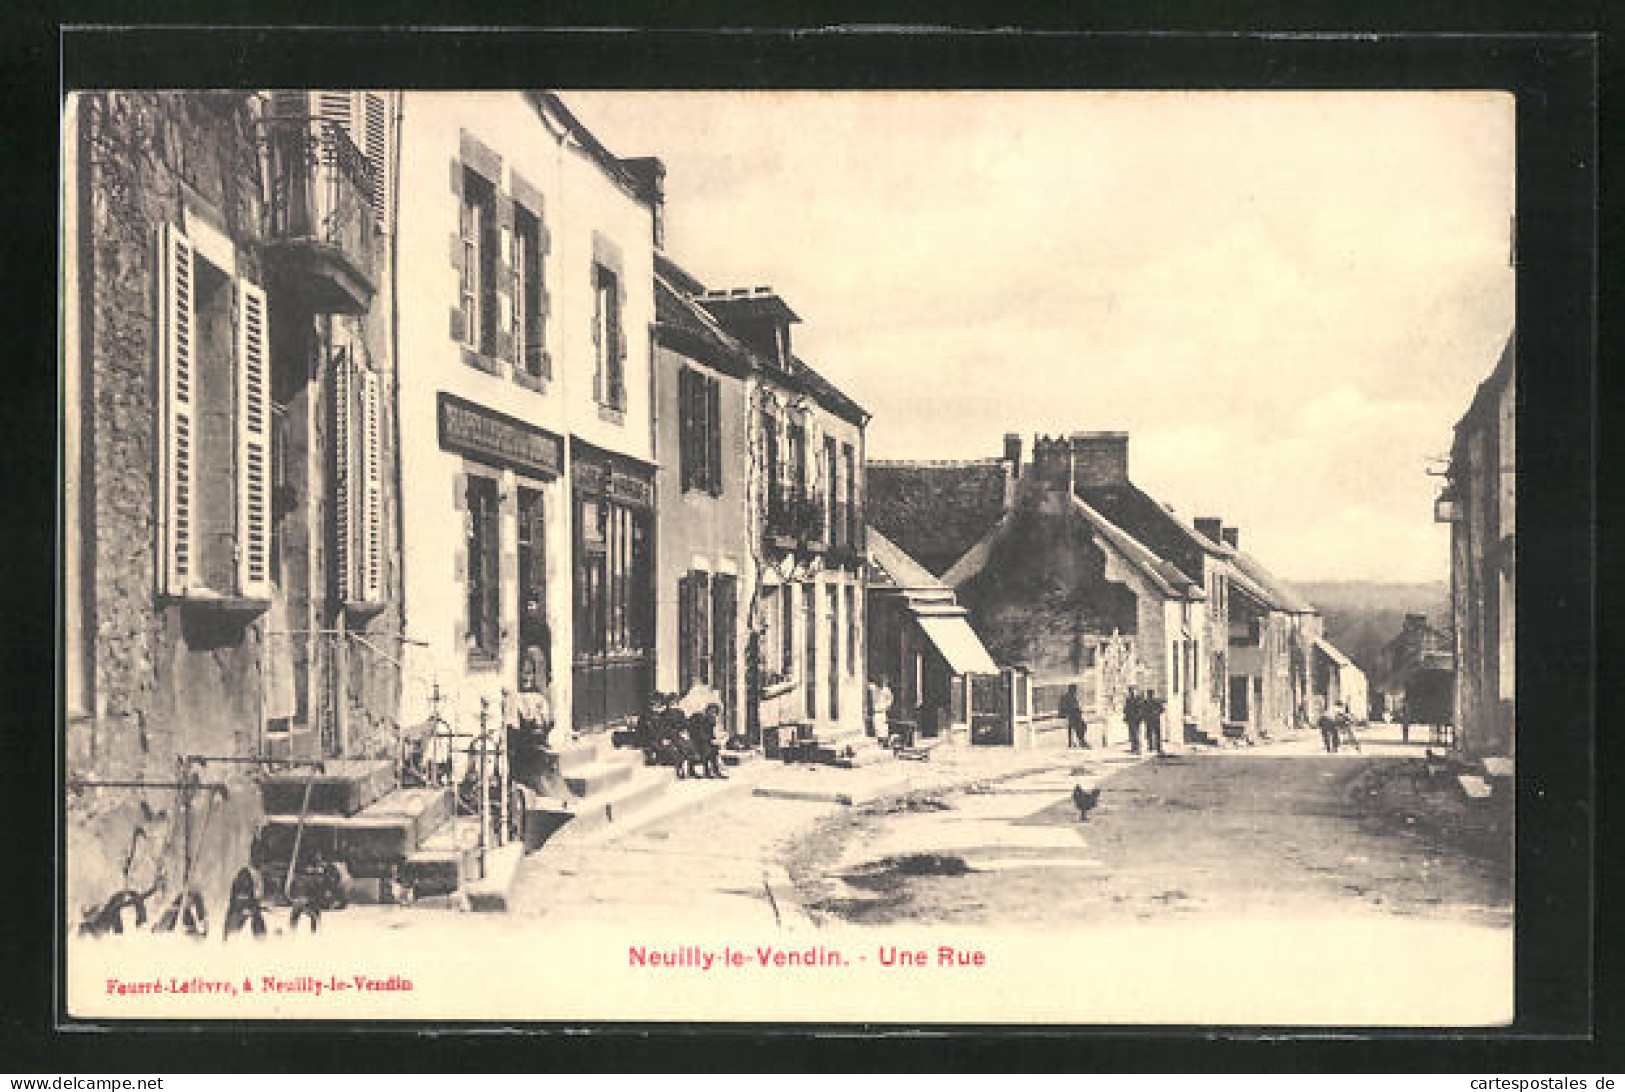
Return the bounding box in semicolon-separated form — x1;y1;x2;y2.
1293;580;1451;682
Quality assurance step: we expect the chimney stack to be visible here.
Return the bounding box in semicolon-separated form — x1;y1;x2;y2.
1221;526;1239;549
620;156;667;249
1069;431;1129;488
1031;434;1075;493
1194;517;1225;545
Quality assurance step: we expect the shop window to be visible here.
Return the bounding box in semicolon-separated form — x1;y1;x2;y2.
334;344;384;605
157;224;270;602
593;263;626;411
465;474;500;662
513;204;549;383
680;366;723;494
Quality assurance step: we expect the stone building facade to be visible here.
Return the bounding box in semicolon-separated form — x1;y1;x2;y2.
1438;336;1514;758
63;90;403;918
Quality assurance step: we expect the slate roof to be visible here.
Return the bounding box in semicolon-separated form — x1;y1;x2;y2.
653;254;868;425
866;460;1011;578
1067;495;1201;600
1227;549;1318;615
654;273;754;379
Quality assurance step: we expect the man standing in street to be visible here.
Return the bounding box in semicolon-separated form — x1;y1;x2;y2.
1144;689;1166;756
1123;686;1143;755
1318;708;1341;753
1060;683;1089;748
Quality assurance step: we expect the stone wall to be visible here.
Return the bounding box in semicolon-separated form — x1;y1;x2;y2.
67;91;402;925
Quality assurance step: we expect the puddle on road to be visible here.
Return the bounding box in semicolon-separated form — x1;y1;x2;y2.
841;853;976;893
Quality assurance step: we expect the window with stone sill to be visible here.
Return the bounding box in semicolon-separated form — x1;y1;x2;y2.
679;366;723;495
512;202;549;387
592;262;626;413
156;222;271;606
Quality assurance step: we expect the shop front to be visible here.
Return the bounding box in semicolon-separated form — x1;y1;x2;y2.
431;392;566;729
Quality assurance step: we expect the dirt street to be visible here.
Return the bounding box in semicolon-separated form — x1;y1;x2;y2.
784;744;1512;930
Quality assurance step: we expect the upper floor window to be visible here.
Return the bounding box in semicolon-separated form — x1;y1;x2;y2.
787;423;806;500
842;441;858;548
458;168;497;357
157;223;270;604
680;366;723;495
593;263;626;411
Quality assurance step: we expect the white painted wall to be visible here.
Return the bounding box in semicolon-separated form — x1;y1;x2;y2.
393;92;656;733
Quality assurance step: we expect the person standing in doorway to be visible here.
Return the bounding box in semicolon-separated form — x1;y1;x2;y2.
1060;684;1089;749
1123;686;1143;755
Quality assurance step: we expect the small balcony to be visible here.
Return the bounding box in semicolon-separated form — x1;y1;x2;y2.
765;486;825;552
256;115;378;314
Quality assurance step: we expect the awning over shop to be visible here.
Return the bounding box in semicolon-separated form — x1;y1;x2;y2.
915;614;999;677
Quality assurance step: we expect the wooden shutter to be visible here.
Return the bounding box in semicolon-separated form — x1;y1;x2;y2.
333;347;354;601
361;366;384;602
159;225;196;597
678;574;693;693
608;274;626;408
706;375;723;496
694;571;711;685
360;92;390;230
678;368;694;491
236;278;272;599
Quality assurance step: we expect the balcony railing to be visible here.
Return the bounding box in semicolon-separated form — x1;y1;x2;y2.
256;115;378;313
765;485;825;547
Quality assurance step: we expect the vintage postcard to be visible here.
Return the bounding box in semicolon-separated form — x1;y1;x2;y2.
61;83;1520;1026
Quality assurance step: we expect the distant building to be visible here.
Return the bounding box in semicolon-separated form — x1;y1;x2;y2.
1379;613;1456;730
870;433;1315;746
1436;336;1515;758
1210;530;1324;733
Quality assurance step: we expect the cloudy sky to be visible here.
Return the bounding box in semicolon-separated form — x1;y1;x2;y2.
568;91;1515;584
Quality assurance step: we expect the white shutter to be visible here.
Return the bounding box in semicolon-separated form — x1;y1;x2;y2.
314;91;353;132
236;278;272;599
361;366;383;602
314;91;390;232
160;225;196;596
360;92;390;231
333;345;354;602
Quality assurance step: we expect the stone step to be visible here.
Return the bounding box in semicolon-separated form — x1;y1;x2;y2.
259;759;397;817
255;786;454;871
549;734;607;775
563;760;635;798
539;766;674;842
400;816;487;898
